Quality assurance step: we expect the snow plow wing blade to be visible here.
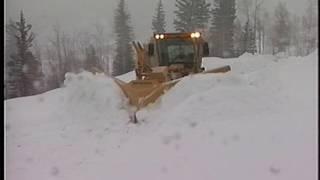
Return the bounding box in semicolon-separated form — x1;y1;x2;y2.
113;65;230;110
113;78;179;110
202;65;231;74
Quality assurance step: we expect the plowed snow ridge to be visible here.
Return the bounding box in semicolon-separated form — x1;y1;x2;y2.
6;52;318;180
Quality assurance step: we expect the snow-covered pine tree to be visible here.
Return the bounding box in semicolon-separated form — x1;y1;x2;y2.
173;0;211;32
23;51;44;95
248;23;257;54
84;45;103;73
209;0;236;57
112;0;135;76
272;2;291;54
152;0;166;33
240;19;256;54
302;0;318;55
288;15;303;56
5;19;17;66
5;19;18;99
6;10;43;97
242;20;250;53
233;18;244;56
209;0;221;56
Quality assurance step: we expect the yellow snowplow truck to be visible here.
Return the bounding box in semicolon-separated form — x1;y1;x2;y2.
113;32;231;123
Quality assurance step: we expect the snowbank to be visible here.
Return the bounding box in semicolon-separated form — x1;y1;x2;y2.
117;71;136;82
62;72;128;120
5;52;318;180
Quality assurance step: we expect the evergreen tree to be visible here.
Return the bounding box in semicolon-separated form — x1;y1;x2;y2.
248;23;257;54
302;0;318;55
209;0;236;57
241;19;256;54
112;0;135;76
233;18;243;56
84;45;103;73
5;19;17;65
173;0;211;32
272;2;290;54
5;19;18;98
242;20;250;53
209;0;222;56
289;15;304;56
152;0;166;33
6;10;43;98
23;51;44;95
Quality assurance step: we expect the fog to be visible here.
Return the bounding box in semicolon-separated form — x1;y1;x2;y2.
5;0;309;44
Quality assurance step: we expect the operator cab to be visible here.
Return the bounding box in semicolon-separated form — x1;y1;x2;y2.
148;32;209;71
159;39;194;67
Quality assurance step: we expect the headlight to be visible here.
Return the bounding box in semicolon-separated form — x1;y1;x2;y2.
194;32;201;38
155;34;165;40
191;32;201;38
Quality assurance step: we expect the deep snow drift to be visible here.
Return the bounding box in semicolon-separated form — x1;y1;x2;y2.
5;52;318;180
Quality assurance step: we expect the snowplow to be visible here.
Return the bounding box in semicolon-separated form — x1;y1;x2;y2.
113;32;231;122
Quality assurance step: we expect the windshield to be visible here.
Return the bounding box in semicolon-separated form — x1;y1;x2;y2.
158;39;195;66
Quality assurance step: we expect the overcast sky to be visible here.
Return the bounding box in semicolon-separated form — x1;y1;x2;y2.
5;0;310;44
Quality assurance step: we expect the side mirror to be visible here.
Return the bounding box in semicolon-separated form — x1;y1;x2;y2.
203;42;209;57
148;43;154;56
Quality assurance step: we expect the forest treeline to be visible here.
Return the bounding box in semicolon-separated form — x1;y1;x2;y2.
5;0;318;99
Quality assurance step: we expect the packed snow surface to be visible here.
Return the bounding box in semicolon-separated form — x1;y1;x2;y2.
5;52;318;180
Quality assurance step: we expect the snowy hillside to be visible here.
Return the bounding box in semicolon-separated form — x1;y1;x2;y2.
5;52;318;180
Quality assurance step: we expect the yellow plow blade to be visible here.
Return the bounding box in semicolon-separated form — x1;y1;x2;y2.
113;78;179;110
113;65;231;110
112;65;231;123
202;65;231;74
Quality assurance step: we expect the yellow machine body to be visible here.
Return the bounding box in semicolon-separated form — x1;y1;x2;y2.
114;32;231;111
